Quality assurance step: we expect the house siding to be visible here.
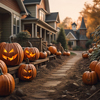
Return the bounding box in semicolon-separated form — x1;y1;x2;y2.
37;0;46;18
0;15;2;29
79;40;87;49
26;5;36;17
47;22;55;29
1;14;11;42
0;0;21;13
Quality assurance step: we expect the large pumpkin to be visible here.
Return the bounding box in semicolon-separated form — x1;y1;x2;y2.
95;62;100;80
0;42;24;66
89;60;98;71
48;46;57;54
39;51;47;59
0;68;15;96
24;47;40;61
0;60;7;74
82;70;98;85
18;59;37;80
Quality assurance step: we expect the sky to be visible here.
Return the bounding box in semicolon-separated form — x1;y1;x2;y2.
49;0;93;22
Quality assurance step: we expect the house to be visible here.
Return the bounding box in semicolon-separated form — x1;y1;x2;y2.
65;17;88;49
22;0;60;44
0;0;28;42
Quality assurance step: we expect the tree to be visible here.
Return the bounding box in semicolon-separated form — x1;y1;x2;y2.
57;28;67;49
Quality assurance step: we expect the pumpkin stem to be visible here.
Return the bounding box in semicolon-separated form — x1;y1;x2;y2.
43;49;45;52
28;41;33;47
97;56;100;61
26;58;30;64
0;68;3;75
9;35;14;43
89;68;91;72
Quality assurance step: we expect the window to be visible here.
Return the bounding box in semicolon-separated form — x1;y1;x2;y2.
13;14;20;34
39;10;45;21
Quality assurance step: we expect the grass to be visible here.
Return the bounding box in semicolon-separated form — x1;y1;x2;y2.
70;52;76;55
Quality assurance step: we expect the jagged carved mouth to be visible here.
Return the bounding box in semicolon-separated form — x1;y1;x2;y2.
2;54;18;61
23;76;32;79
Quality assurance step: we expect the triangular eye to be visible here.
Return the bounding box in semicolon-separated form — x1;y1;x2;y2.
25;50;29;53
9;49;14;53
4;49;7;53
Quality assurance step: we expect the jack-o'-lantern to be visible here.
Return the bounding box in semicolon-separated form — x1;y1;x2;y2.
24;47;40;61
0;42;24;66
24;41;40;61
18;58;37;80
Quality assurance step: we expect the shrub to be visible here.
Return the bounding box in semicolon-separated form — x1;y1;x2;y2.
85;39;93;49
73;46;85;51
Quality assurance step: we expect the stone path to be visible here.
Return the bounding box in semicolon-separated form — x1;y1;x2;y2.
31;51;83;100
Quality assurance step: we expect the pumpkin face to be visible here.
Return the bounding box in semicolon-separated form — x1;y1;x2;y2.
39;51;47;59
48;46;57;54
82;70;98;85
0;42;24;66
82;52;88;58
56;51;61;56
89;60;98;71
0;68;15;96
18;63;37;80
0;60;7;74
24;47;40;61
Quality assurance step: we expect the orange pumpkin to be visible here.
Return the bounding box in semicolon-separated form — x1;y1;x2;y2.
46;50;51;56
56;51;61;56
82;70;98;85
18;59;37;81
66;52;70;56
95;62;100;80
39;51;47;59
63;51;67;56
89;60;98;71
89;48;93;53
0;68;15;96
0;60;7;74
24;47;40;61
82;52;88;58
0;42;24;66
48;46;57;54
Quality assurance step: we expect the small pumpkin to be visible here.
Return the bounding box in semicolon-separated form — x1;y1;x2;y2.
24;41;40;61
0;60;7;74
63;51;67;56
82;52;88;58
18;58;37;80
89;48;93;53
56;51;61;56
0;42;24;66
89;60;98;71
0;68;15;96
39;51;47;59
82;69;98;85
48;46;57;54
66;51;70;56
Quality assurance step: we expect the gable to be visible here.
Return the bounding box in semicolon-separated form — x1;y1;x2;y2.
37;0;46;10
66;32;77;40
0;0;21;13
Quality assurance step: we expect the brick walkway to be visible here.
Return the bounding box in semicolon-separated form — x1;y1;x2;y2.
31;51;83;100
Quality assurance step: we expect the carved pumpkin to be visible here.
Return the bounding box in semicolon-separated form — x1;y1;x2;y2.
89;60;98;71
46;50;51;56
66;52;70;56
56;51;61;56
0;68;15;96
95;62;100;80
18;58;37;80
24;47;40;61
82;52;88;58
39;51;47;59
89;48;93;53
0;42;24;66
0;60;7;74
82;70;98;85
48;46;57;54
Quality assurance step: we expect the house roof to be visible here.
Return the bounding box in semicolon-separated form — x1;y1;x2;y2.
79;34;88;40
72;22;77;26
23;0;41;4
46;12;60;23
16;0;28;15
65;29;78;40
79;17;87;29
